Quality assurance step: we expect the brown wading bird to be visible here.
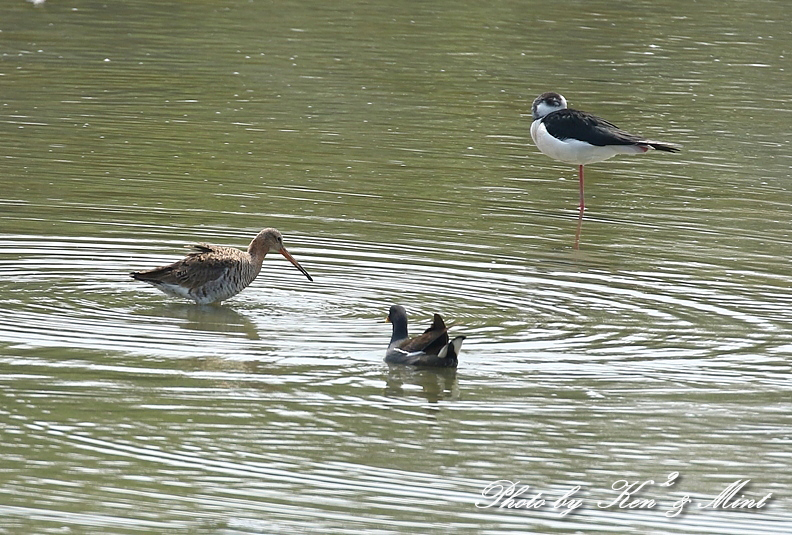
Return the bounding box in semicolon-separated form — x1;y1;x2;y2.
130;228;312;304
530;91;680;211
385;304;465;367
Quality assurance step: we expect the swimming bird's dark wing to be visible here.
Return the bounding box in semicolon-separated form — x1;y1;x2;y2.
397;314;449;354
389;335;465;367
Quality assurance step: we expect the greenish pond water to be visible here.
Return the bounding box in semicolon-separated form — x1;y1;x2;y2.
1;0;791;533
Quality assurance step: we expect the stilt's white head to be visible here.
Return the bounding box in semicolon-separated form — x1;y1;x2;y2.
531;92;567;120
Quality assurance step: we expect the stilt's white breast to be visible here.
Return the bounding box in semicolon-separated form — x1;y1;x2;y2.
531;120;636;165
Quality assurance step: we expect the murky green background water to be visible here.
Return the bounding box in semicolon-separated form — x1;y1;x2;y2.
1;0;791;533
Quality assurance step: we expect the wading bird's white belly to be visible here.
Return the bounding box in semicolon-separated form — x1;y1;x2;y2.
530;121;646;165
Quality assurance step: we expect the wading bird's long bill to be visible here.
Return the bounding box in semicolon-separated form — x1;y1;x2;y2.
280;247;313;282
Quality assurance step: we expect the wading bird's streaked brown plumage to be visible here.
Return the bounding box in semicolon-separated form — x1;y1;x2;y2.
130;228;312;304
385;305;465;368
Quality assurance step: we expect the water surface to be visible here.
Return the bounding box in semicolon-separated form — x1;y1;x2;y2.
1;0;791;533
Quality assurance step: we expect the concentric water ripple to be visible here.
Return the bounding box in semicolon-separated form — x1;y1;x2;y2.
2;371;790;535
2;219;791;369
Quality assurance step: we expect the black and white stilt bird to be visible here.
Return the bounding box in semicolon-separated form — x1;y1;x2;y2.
530;92;680;211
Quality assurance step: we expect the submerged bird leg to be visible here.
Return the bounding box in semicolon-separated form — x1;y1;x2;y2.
578;164;586;212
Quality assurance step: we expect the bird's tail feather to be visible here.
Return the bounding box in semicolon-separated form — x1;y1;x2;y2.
437;336;466;359
647;141;680;153
130;266;172;282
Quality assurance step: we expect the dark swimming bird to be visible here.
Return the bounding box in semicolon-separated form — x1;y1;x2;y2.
385;305;465;367
530;92;680;211
131;227;312;304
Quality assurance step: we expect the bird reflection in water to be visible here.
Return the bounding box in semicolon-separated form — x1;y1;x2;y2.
384;366;459;403
133;303;260;340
